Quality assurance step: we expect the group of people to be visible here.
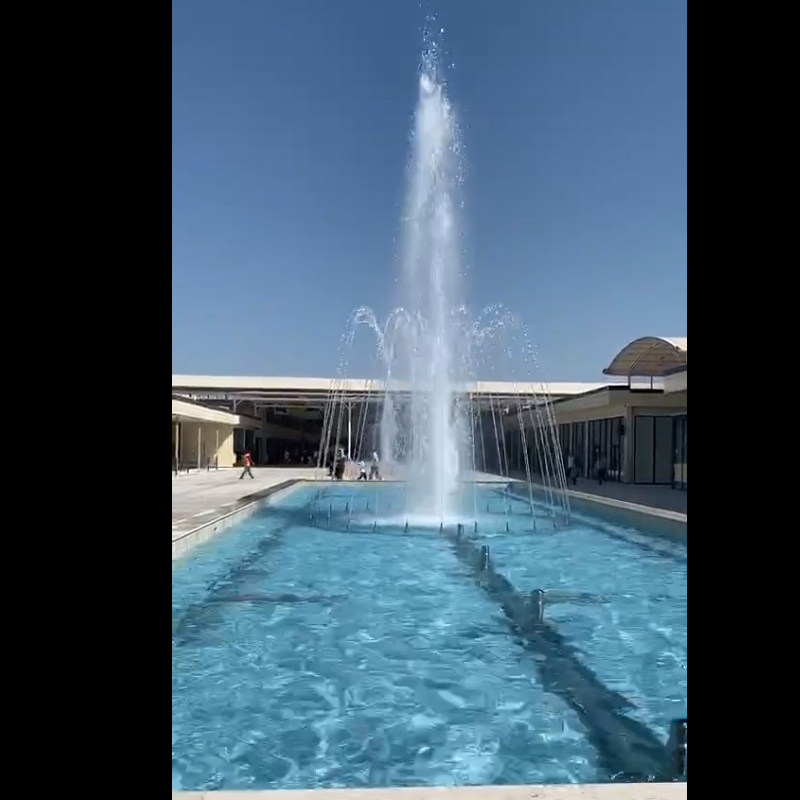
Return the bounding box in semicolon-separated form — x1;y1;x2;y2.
564;449;608;485
358;452;381;481
327;449;381;481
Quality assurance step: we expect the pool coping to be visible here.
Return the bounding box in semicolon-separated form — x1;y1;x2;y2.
505;482;686;541
171;479;301;560
172;784;686;799
172;478;687;560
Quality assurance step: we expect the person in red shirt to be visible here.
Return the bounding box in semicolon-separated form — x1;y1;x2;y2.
239;451;254;480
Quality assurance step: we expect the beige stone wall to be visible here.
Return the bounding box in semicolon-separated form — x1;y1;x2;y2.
175;422;236;468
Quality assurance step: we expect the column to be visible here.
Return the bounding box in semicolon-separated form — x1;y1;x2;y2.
582;421;590;480
623;407;635;483
347;402;352;460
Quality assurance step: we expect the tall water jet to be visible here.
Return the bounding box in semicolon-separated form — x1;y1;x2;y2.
318;36;571;525
398;53;464;520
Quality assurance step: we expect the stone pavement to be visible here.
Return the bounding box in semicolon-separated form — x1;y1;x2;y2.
564;479;687;514
506;472;687;515
171;467;323;540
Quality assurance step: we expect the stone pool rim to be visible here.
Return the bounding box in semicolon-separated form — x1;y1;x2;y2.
172;478;686;560
172;782;686;799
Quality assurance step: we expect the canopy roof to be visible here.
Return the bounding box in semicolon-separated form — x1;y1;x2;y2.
603;337;687;378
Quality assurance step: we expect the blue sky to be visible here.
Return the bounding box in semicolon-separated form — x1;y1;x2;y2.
172;0;687;381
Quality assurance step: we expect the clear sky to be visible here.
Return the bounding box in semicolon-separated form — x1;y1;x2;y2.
172;0;687;381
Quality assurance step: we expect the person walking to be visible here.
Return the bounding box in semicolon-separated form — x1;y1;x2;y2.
369;451;380;480
239;451;255;480
566;452;577;485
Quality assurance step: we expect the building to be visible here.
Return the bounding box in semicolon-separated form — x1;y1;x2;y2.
502;336;687;488
172;335;687;489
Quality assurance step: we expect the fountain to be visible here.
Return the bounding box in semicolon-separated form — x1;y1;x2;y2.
400;57;464;519
317;34;570;527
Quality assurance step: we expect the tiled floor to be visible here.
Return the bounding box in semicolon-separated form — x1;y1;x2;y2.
506;472;687;515
564;480;687;514
171;467;322;540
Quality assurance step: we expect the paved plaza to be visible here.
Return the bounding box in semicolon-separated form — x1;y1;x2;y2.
171;467;323;540
565;479;687;514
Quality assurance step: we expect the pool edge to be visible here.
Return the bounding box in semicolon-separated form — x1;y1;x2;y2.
506;481;687;541
172;479;687;561
172;783;686;799
171;479;301;560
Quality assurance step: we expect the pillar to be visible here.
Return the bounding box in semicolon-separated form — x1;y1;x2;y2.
623;406;635;483
582;421;590;480
347;402;352;460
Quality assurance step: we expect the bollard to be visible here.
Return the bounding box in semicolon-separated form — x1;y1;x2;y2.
480;546;490;571
530;589;545;623
667;719;687;779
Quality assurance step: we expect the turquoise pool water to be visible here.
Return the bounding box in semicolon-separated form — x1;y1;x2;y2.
172;482;687;790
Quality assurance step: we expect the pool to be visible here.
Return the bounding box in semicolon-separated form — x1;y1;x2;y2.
172;482;687;791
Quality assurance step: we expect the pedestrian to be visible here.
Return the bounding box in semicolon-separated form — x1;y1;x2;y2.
567;452;577;485
239;451;255;480
369;451;380;480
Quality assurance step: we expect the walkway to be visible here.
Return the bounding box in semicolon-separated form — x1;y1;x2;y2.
565;479;687;514
507;471;687;515
171;467;322;540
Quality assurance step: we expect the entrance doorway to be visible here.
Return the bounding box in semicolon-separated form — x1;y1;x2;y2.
633;415;674;484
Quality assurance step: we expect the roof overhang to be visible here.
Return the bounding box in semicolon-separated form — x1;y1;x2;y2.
171;375;611;404
171;398;261;427
603;337;687;378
